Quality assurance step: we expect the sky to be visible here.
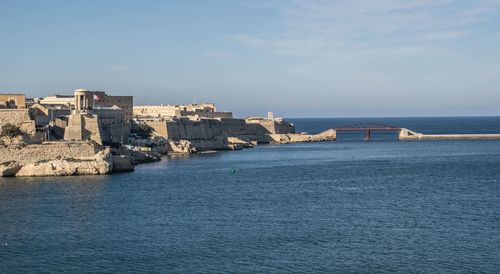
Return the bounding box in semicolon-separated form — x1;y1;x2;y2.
1;0;500;117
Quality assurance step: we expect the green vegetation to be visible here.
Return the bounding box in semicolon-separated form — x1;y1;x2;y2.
0;124;24;138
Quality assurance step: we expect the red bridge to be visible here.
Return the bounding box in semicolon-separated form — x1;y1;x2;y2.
333;123;402;141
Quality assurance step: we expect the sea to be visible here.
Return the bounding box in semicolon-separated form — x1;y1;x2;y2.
1;117;500;273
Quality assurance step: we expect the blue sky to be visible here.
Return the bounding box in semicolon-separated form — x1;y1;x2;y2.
1;0;500;117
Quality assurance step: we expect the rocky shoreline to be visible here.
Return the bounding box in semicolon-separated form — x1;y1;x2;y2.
0;129;336;177
0;140;113;177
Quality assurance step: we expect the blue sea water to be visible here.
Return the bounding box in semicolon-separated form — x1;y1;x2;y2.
1;117;500;273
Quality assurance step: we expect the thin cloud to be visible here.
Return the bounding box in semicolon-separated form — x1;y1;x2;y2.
235;0;500;57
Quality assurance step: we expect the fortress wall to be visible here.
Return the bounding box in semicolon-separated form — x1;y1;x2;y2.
165;118;249;140
245;122;271;135
143;117;296;150
0;141;101;165
0;109;36;135
176;119;223;140
246;119;296;135
82;114;103;144
246;120;274;134
143;121;168;137
219;118;247;135
64;114;83;141
165;121;180;139
0;109;32;124
274;120;296;134
64;113;129;145
146;117;295;142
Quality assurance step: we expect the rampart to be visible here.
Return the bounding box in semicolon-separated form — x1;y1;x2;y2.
0;109;36;135
143;117;295;141
0;141;102;164
139;116;297;151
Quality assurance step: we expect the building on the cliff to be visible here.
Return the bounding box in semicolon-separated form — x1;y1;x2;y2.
89;91;133;122
29;103;70;129
133;101;296;151
133;103;233;119
18;89;132;144
62;89;130;145
0;93;26;109
0;94;48;141
38;95;74;107
39;89;133;122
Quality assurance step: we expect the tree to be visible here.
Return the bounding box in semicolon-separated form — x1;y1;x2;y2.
1;123;24;137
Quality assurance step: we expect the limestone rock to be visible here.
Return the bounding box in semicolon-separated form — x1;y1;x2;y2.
168;140;197;154
226;137;254;148
0;161;22;177
15;147;113;177
267;129;337;144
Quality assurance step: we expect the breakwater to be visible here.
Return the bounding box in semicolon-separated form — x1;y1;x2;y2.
398;128;500;140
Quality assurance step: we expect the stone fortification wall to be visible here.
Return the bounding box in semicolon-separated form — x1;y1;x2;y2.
162;118;248;140
0;109;36;135
82;114;103;144
274;120;296;134
219;118;247;135
142;120;168;137
64;113;129;145
0;141;101;165
143;117;295;142
141;116;296;152
0;141;113;176
165;118;219;140
140;113;296;142
245;119;296;135
64;113;104;143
